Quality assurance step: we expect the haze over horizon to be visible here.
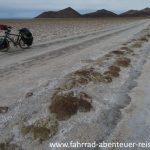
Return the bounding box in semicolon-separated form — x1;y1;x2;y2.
0;0;149;18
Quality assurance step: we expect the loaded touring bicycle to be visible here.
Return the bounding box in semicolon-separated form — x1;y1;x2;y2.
0;24;33;51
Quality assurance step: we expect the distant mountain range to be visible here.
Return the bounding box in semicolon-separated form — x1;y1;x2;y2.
36;7;150;18
120;8;150;17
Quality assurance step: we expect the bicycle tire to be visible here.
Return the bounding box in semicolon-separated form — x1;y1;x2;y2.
18;38;30;49
0;38;10;51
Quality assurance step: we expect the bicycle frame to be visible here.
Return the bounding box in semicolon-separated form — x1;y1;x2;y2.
3;30;21;46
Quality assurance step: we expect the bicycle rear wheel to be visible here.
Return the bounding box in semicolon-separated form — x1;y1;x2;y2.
19;38;29;49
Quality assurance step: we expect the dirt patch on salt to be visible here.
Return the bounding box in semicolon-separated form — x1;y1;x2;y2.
0;143;20;150
50;91;92;121
104;65;121;78
115;57;131;67
21;116;58;142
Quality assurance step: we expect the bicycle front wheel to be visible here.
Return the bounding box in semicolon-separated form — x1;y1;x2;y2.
0;38;10;51
19;38;29;49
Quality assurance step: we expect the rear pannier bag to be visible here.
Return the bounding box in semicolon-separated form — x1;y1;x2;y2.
19;28;33;46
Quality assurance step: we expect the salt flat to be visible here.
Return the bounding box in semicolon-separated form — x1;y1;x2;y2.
0;18;150;149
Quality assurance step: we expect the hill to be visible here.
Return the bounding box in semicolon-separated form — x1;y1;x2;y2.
36;7;81;18
83;9;117;17
120;7;150;17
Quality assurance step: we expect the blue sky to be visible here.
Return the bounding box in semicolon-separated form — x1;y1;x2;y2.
0;0;149;18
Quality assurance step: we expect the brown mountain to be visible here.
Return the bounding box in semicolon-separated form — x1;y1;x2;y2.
83;9;117;17
120;10;139;16
36;7;81;18
140;7;150;15
120;7;150;17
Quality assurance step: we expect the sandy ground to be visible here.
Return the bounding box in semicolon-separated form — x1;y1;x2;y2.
0;18;150;150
